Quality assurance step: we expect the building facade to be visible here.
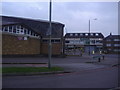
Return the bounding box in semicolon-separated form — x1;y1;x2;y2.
103;33;120;54
64;33;104;55
1;16;65;56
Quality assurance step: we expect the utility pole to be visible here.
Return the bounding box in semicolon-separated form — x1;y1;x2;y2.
48;0;52;69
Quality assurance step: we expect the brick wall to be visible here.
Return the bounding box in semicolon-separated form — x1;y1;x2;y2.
41;43;62;55
2;34;41;55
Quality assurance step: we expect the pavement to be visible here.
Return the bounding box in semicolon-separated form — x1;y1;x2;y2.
2;53;119;76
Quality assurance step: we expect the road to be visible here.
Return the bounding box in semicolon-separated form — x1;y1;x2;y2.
2;54;119;88
2;66;118;88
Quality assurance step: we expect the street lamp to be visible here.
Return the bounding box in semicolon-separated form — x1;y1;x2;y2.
48;0;52;68
88;18;97;55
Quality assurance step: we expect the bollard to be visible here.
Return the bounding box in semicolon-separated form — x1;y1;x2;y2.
98;57;101;62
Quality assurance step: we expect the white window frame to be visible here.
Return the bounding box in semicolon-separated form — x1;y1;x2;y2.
85;33;88;36
75;33;78;36
96;33;99;36
114;44;120;47
114;39;120;41
70;33;73;36
106;44;111;46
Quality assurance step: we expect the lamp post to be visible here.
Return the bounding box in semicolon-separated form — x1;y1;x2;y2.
88;19;90;55
48;0;52;69
88;18;97;55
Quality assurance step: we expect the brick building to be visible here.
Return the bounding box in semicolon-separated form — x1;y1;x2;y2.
1;16;65;56
103;33;120;54
64;33;104;55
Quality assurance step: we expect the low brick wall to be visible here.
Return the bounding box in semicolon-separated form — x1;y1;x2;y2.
2;34;41;55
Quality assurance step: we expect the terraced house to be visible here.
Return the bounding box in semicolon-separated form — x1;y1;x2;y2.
103;33;120;54
1;16;65;56
64;33;104;55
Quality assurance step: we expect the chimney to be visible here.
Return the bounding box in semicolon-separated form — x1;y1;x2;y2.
110;32;112;36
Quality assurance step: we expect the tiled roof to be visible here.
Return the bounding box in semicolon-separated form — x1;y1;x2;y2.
65;33;104;38
104;35;120;39
1;16;65;38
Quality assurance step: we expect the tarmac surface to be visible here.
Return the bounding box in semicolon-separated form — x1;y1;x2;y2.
2;53;119;74
2;54;119;88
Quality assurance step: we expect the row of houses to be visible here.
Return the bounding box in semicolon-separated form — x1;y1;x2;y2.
65;33;120;54
0;16;120;56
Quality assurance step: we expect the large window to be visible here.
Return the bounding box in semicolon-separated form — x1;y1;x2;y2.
2;25;40;38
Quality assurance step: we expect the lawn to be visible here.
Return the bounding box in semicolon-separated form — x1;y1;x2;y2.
2;67;64;73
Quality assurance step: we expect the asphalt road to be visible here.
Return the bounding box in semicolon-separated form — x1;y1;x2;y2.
2;66;118;88
2;54;119;88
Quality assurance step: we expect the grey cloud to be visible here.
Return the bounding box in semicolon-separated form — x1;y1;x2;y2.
1;2;118;36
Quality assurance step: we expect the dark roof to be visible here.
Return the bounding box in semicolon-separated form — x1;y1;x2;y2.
2;21;20;25
105;35;120;39
1;15;65;38
65;33;104;38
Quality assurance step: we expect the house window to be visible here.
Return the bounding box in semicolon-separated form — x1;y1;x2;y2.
43;40;48;43
106;44;111;46
85;33;88;36
108;48;111;51
91;40;95;44
91;33;93;36
114;49;120;52
107;39;111;41
80;33;83;36
70;40;74;44
70;33;73;36
54;40;60;43
96;33;99;36
75;33;78;36
74;40;80;44
114;39;120;41
114;44;120;47
65;40;70;43
51;39;61;43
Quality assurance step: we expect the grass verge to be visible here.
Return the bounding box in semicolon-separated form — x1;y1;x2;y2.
2;67;64;73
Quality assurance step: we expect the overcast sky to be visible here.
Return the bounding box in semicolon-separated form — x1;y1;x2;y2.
1;1;118;36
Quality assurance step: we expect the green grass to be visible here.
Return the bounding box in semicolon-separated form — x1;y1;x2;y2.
2;67;64;73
